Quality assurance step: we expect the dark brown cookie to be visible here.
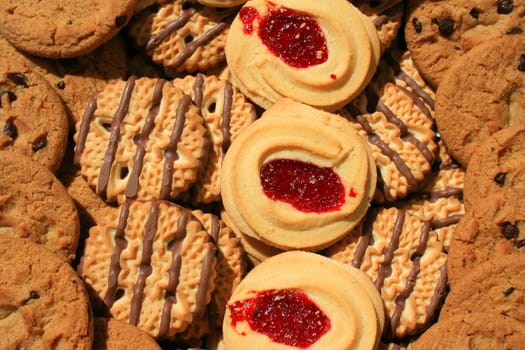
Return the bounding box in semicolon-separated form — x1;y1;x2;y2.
440;255;525;322
0;235;93;349
0;150;80;262
0;0;137;58
405;0;525;87
0;58;69;172
434;34;525;167
463;125;525;211
93;317;161;350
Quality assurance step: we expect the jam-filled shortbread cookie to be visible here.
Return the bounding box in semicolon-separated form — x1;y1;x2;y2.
435;35;525;167
0;235;93;349
0;151;80;262
405;0;525;88
74;76;208;205
409;311;525;350
93;317;161;350
223;251;384;350
0;59;69;172
173;73;257;204
127;0;237;76
463;125;525;211
0;0;136;59
221;98;376;251
341;49;438;203
78;200;217;340
225;0;380;111
447;189;525;288
440;255;525;323
326;206;448;340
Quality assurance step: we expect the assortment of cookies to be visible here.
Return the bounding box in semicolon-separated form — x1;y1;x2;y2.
1;0;524;348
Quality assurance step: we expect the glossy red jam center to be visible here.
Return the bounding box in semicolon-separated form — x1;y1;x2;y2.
239;5;328;68
228;288;331;348
260;158;346;213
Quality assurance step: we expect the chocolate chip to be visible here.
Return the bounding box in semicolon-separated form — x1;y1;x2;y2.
518;55;525;72
56;80;66;89
7;73;28;88
0;91;17;107
66;19;73;24
518;239;525;249
507;26;523;35
469;8;480;19
29;291;40;299
412;17;423;33
32;135;47;152
433;16;455;36
497;0;514;14
503;286;515;297
115;15;127;27
494;172;507;186
501;221;519;240
3;119;18;139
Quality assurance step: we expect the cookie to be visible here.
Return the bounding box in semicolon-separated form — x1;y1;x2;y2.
405;0;525;88
463;125;525;211
0;58;69;172
196;0;247;7
341;49;438;203
434;35;525;167
0;0;137;58
0;150;80;262
0;235;93;349
73;76;208;205
326;206;448;340
78;200;217;340
127;0;237;76
447;189;525;289
225;0;380;111
440;255;525;323
173;73;257;204
93;317;161;349
409;311;525;350
222;251;383;350
220;98;376;251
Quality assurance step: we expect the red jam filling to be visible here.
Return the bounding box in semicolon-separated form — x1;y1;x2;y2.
259;158;345;213
228;288;331;348
239;5;329;68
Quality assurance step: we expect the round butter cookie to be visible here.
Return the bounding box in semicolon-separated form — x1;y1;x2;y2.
93;317;161;350
447;189;525;288
0;58;69;172
127;0;237;75
0;235;93;349
440;255;525;323
225;0;380;111
0;151;80;262
220;98;376;251
405;0;525;88
409;311;525;350
463;125;525;211
73;76;208;205
326;206;448;340
435;34;525;167
341;49;438;203
173;73;257;204
223;251;383;350
0;0;136;59
78;200;217;340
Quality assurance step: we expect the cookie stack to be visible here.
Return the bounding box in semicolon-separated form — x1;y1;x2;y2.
1;0;524;348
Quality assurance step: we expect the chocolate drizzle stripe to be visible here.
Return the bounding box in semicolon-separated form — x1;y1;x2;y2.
158;211;188;339
192;73;205;110
425;263;448;325
193;237;216;318
430;214;463;229
221;80;233;151
429;187;462;202
129;201;160;326
388;221;431;336
145;7;199;51
98;77;137;199
74;94;98;165
159;94;192;199
352;207;378;268
209;214;220;243
374;209;405;290
125;79;166;199
371;1;405;28
104;201;132;308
